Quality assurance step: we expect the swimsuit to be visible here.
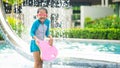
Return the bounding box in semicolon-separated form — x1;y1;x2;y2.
30;19;50;52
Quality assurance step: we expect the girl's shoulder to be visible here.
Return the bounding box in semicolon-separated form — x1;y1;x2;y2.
44;19;50;24
33;19;40;25
31;19;40;29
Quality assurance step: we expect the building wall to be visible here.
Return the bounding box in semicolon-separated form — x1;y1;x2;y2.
113;0;120;2
80;6;114;28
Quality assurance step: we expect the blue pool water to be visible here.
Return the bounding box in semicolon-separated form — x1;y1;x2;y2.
55;40;120;54
0;40;120;68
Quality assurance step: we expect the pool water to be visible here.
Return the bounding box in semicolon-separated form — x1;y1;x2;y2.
55;40;120;54
0;40;120;68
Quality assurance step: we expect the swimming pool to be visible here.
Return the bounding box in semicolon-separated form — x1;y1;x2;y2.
0;39;120;68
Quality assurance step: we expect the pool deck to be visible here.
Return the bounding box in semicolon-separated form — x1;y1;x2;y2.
54;38;120;43
0;40;4;43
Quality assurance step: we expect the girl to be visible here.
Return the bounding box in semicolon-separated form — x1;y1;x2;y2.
30;7;53;68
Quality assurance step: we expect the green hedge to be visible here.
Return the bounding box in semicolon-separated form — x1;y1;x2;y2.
50;28;120;40
85;15;120;29
0;34;3;40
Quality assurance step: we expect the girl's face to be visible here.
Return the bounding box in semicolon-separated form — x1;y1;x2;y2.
37;9;47;23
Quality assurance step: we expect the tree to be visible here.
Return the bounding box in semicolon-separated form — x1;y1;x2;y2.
2;0;25;36
2;0;24;16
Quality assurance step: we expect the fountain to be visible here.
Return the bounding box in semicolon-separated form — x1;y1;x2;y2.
21;0;72;41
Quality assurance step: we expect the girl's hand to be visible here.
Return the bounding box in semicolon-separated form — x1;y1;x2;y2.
49;37;53;46
35;38;40;45
33;36;40;45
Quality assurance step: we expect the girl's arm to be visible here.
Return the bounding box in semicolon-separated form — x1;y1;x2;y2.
33;36;40;45
30;20;39;37
48;35;53;46
30;20;39;45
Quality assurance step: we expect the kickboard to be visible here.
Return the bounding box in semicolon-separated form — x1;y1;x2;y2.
38;40;58;61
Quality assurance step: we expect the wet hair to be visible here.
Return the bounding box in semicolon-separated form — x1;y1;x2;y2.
37;7;48;14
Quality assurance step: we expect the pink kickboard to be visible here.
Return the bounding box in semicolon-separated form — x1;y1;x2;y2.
38;40;58;61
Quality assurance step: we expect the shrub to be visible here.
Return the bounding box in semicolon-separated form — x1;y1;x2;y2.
7;16;25;36
85;14;120;29
50;28;120;40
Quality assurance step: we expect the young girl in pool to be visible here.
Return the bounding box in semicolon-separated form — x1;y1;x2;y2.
30;7;53;68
